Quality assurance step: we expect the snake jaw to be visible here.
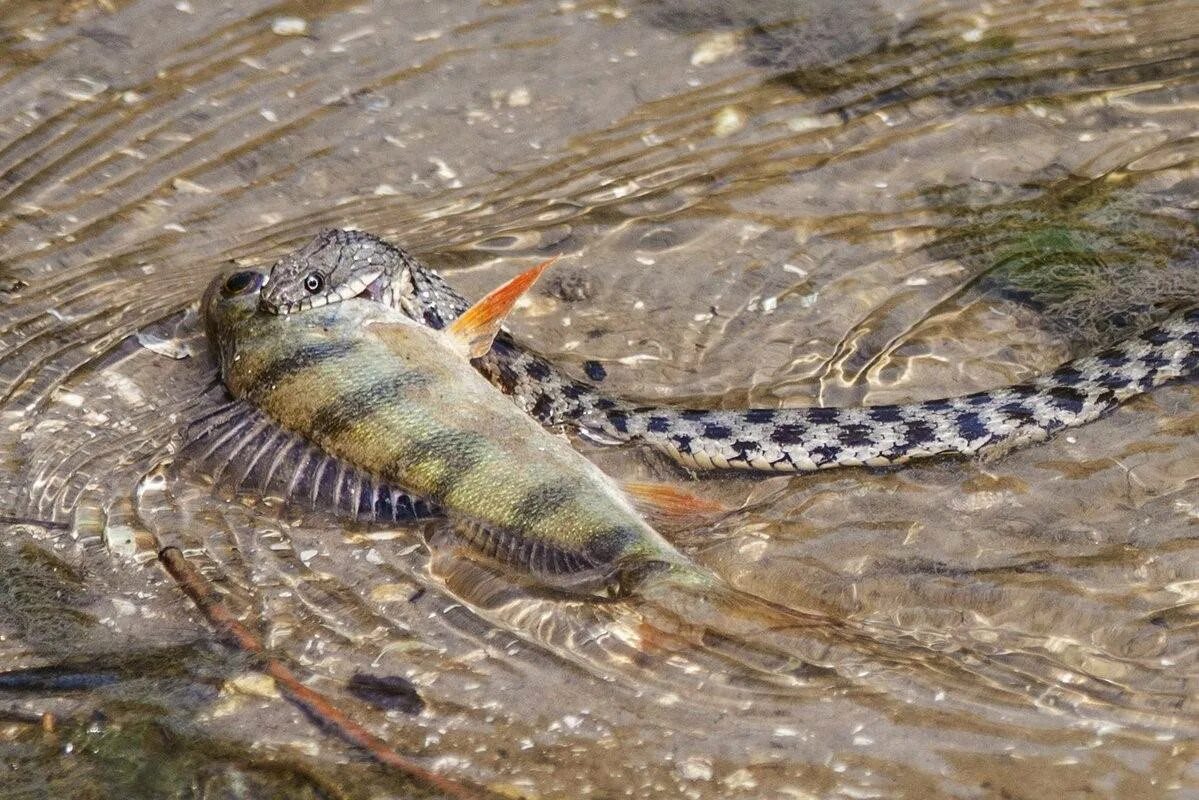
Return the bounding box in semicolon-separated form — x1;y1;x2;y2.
333;269;383;304
259;270;384;315
356;273;387;302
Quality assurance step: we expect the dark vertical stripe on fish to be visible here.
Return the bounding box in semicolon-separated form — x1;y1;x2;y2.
584;526;641;564
304;371;432;440
385;429;492;498
248;341;360;391
511;482;580;524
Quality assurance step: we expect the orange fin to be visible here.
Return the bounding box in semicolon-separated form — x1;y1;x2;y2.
447;256;558;358
621;481;730;524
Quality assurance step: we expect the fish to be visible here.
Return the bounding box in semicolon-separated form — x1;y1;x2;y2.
258;229;1199;473
203;263;714;595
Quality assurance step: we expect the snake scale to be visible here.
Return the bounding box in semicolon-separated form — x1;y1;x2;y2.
258;229;1199;473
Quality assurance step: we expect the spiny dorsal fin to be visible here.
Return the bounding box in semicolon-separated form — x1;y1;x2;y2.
178;398;440;524
446;256;558;358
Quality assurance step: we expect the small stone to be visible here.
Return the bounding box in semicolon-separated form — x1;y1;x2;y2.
678;757;713;781
787;114;835;133
370;583;409;603
428;157;461;187
111;599;137;617
347;672;424;714
690;31;739;66
103;523;138;557
226;673;279;698
583;360;607;382
712;106;745;137
507;87;532;107
545;271;592;302
171;177;210;194
721;768;756;790
60;75;108;102
271;17;308;36
53;390;84;408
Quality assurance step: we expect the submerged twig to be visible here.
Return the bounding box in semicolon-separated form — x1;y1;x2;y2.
157;546;489;800
0;514;70;531
0;707;50;726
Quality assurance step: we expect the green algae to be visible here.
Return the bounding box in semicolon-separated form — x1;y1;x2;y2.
921;173;1197;342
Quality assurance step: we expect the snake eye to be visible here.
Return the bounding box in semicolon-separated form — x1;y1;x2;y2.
303;272;325;294
221;270;263;297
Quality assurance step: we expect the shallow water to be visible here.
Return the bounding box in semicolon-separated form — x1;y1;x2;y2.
1;0;1197;797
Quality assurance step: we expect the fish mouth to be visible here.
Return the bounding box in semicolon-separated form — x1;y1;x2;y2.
258;270;385;314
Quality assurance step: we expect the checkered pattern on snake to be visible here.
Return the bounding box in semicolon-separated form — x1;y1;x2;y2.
259;229;1199;472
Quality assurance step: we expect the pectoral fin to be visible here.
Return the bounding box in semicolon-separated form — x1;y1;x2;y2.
446;256;557;358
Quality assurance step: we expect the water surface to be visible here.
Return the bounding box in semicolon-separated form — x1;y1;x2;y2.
1;1;1197;797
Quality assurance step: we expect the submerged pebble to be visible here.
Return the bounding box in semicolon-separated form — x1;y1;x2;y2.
346;672;425;715
690;31;740;66
271;17;308;36
712;106;746;137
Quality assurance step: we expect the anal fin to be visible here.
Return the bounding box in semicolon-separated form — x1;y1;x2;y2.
445;520;614;596
178;398;439;524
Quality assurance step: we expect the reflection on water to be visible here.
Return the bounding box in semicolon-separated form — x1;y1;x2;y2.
1;0;1197;796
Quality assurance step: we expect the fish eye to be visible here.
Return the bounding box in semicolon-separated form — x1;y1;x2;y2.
221;270;262;297
303;272;325;294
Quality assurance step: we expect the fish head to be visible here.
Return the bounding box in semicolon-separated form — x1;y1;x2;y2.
258;228;414;314
203;268;267;371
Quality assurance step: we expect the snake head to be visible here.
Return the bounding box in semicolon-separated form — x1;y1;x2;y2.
258;228;411;314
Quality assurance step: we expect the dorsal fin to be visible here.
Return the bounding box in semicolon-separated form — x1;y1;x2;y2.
445;256;557;358
177;398;440;524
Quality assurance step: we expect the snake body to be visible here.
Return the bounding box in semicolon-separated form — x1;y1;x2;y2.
259;229;1199;472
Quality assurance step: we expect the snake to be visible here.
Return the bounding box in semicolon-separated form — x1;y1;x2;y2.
258;229;1199;473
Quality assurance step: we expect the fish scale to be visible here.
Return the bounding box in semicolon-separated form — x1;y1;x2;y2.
259;229;1199;471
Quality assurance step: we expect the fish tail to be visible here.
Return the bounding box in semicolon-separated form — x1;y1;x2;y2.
630;566;1197;728
627;564;859;676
